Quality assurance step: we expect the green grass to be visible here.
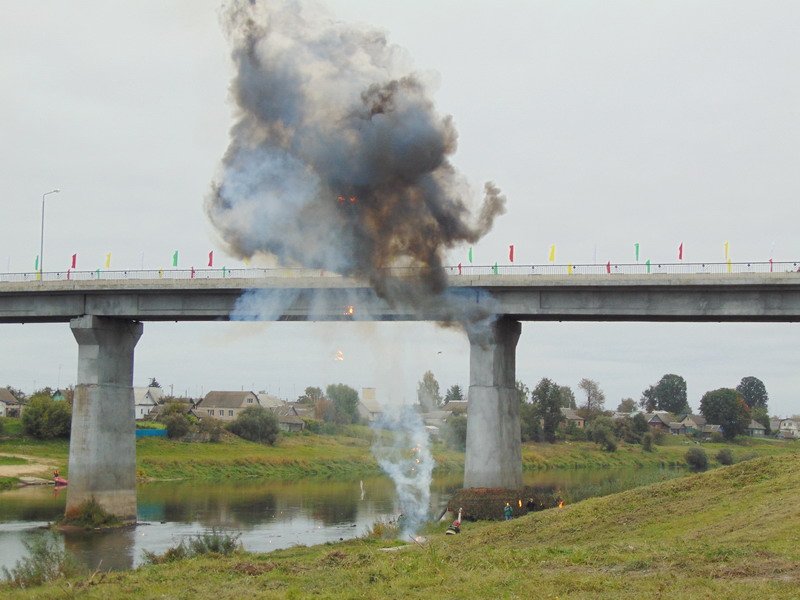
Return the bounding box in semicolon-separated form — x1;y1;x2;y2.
3;452;799;598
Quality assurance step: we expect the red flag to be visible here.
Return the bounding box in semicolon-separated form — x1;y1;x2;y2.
208;251;214;267
71;254;77;268
509;245;515;263
769;258;773;273
678;243;683;260
67;269;71;280
458;263;462;275
191;266;195;278
606;261;611;274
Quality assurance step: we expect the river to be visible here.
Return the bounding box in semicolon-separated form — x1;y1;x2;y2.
0;467;680;573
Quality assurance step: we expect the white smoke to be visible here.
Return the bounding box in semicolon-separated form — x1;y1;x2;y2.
371;404;435;538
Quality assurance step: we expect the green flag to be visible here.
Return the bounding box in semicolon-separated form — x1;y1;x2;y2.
468;247;473;263
172;251;179;267
645;259;651;274
634;243;640;262
34;256;39;271
492;262;498;274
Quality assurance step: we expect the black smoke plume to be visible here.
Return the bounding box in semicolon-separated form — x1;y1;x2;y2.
208;0;506;307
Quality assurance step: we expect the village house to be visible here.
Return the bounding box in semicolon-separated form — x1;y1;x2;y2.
747;420;767;437
445;400;469;415
134;382;164;420
644;412;673;433
0;388;22;417
680;414;706;433
51;389;73;403
776;418;800;440
269;404;306;432
196;390;260;421
559;408;585;429
357;388;384;423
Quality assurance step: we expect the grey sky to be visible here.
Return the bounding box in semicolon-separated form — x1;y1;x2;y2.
1;1;798;415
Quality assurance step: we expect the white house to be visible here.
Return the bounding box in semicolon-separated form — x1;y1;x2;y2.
196;391;260;422
777;418;800;439
0;388;22;417
357;388;384;422
134;383;164;420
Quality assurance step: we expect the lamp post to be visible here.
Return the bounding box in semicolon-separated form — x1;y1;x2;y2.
39;189;60;278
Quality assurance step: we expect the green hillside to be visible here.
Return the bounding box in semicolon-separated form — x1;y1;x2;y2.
5;452;799;599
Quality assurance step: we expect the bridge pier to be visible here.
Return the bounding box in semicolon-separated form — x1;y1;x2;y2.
67;315;142;522
464;317;522;490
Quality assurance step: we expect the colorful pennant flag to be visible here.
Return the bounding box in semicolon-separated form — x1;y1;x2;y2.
634;243;640;262
71;254;77;269
549;245;555;262
509;245;515;263
208;251;214;267
678;243;683;261
172;251;179;267
105;253;111;268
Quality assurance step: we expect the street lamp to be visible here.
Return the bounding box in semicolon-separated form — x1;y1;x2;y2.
39;189;60;278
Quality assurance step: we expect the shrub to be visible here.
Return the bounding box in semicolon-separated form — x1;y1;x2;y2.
642;432;654;452
685;447;708;471
198;417;225;442
2;533;79;587
164;414;190;439
587;417;618;452
21;398;71;440
709;431;724;443
716;448;735;465
227;406;279;445
61;498;120;529
142;530;241;565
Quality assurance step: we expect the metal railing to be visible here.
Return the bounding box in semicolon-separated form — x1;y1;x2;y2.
0;261;798;284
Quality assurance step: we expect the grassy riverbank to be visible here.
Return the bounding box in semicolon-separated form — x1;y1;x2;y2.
4;451;799;598
0;416;795;482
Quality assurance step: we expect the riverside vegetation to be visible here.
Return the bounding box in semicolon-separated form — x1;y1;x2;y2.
1;452;798;598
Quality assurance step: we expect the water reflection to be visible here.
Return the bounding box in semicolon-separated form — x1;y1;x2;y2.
0;468;678;573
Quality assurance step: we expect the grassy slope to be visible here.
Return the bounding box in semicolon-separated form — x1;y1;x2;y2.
5;452;799;599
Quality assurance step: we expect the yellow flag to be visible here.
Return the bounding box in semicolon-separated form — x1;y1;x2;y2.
549;245;555;262
727;259;732;273
567;263;573;275
105;253;111;268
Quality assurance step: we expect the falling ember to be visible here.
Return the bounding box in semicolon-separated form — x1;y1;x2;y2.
558;501;564;509
518;499;522;508
335;350;344;361
344;305;355;316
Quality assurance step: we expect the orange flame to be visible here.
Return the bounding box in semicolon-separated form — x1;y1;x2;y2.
518;499;522;508
558;500;564;509
344;305;354;316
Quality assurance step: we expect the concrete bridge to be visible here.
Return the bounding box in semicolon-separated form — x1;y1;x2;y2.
2;264;800;520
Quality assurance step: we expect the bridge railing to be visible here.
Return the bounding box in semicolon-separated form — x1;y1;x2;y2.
1;261;799;283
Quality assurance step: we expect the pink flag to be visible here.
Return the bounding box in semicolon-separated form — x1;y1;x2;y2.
769;258;773;273
208;251;214;267
67;269;71;280
509;245;515;263
606;261;611;274
71;254;77;268
191;266;195;278
678;243;683;260
458;263;462;275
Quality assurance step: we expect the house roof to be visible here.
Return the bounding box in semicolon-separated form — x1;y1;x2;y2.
269;405;299;418
359;396;383;414
682;414;707;427
0;388;19;404
748;420;766;430
258;394;283;408
561;408;584;421
445;400;469;413
200;391;259;409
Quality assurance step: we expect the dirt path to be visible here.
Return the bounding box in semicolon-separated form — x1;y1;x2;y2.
0;453;58;478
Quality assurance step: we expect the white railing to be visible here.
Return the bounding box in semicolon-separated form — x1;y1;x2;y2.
0;261;799;284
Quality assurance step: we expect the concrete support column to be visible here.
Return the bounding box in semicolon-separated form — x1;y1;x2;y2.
67;315;142;522
464;317;522;490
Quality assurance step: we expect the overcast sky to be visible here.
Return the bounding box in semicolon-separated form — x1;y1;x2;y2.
1;1;798;416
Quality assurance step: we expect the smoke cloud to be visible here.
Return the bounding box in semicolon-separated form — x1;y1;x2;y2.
208;0;506;309
371;405;435;537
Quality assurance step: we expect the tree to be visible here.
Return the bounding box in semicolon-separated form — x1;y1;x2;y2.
164;413;190;439
326;383;359;424
641;374;689;414
515;380;530;404
559;386;576;409
443;385;464;404
21;397;71;440
700;388;751;441
736;376;769;411
227;406;279;445
417;371;442;412
314;397;336;422
5;385;26;400
685;447;708;471
751;406;771;434
519;401;542;442
586;416;617;452
442;414;467;451
531;378;563;443
297;386;323;405
617;398;636;412
578;379;605;412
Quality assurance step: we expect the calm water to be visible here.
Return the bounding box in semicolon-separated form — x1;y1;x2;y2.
0;468;679;573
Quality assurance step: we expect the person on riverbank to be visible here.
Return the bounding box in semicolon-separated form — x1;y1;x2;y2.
504;502;513;520
526;497;536;513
